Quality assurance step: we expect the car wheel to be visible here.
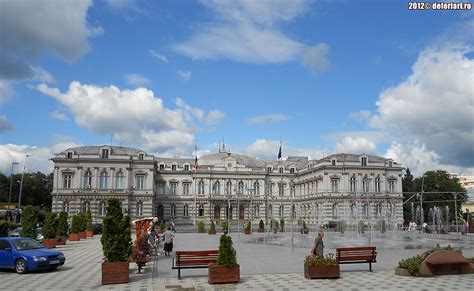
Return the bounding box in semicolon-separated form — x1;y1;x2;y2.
15;259;28;274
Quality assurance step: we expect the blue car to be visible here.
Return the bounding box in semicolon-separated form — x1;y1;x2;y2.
0;237;65;274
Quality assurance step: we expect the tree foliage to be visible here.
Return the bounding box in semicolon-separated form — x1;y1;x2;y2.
100;199;132;262
56;212;68;237
43;212;57;239
0;172;53;208
20;205;37;238
216;234;237;266
86;210;93;231
71;214;81;234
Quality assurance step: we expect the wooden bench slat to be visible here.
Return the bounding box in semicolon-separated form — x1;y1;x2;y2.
173;249;219;279
336;246;377;272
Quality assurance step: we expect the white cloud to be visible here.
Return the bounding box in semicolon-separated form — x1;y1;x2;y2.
178;70;192;81
0;0;101;80
37;81;225;155
335;137;377;155
348;110;373;123
370;45;474;167
238;139;324;161
123;73;150;87
0;80;13;104
206;109;226;125
149;50;168;63
0;116;12;133
173;0;329;71
247;113;289;124
31;67;55;83
301;43;330;72
51;110;68;121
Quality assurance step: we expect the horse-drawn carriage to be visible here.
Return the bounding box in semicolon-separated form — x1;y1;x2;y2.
131;217;159;273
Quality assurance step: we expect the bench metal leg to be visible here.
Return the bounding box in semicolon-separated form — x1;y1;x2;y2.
178;267;181;279
369;262;372;272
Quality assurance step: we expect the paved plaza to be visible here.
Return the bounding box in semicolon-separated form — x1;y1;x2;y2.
1;231;473;290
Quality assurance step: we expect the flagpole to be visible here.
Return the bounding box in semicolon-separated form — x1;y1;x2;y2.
193;144;198;228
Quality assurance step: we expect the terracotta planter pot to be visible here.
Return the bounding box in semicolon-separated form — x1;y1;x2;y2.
79;231;86;239
56;236;66;245
208;264;240;284
42;238;56;248
157;229;165;234
244;229;251;235
395;267;413;276
69;233;80;241
102;261;129;285
86;230;94;238
301;229;309;234
257;228;265;233
208;229;216;235
304;264;340;279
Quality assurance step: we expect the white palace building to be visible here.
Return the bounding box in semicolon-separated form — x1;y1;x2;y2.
51;145;404;227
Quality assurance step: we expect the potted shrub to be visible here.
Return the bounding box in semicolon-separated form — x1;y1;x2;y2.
42;212;57;248
86;210;93;238
20;205;37;239
70;214;81;241
221;220;229;233
101;198;132;285
272;219;279;234
56;212;68;245
244;221;251;234
358;220;365;234
304;255;340;279
198;220;206;233
208;220;216;235
158;222;166;234
395;255;423;276
209;234;240;284
258;219;265;232
337;220;346;234
78;213;87;239
301;220;309;234
280;219;285;232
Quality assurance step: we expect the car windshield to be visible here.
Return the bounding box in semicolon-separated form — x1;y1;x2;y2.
11;238;44;250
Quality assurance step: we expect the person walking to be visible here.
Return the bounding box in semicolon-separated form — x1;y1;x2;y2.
163;226;175;256
311;231;325;258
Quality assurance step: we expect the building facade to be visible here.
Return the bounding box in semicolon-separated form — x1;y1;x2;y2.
52;145;404;227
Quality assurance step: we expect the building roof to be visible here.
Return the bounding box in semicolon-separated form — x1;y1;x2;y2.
61;145;145;156
322;153;395;164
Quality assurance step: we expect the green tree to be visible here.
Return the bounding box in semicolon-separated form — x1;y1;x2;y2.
71;214;81;234
56;212;68;237
20;205;37;238
43;212;57;239
402;168;416;222
0;172;53;208
86;210;93;231
101;199;132;262
216;234;237;266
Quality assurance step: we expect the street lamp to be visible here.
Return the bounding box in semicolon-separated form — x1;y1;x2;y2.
420;174;425;226
18;154;33;210
8;162;19;204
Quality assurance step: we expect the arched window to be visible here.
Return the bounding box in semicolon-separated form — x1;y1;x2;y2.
279;205;284;217
83;170;92;188
99;170;108;189
363;203;369;218
350;176;356;193
171;204;176;217
213;181;220;195
238;181;244;194
198;204;204;217
291;204;295;219
115;170;125;189
198;180;204;194
254;182;259;195
136;201;143;216
226;180;232;195
350;202;356;218
81;200;90;213
98;201;107;216
214;205;220;220
63;201;70;213
254;205;259;218
331;179;338;192
363;178;370;193
239;206;245;219
268;204;273;217
183;204;189;217
375;203;382;218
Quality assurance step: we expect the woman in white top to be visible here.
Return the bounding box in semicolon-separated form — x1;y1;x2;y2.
163;227;174;256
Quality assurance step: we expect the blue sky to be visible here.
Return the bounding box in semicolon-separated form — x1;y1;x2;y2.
0;0;473;176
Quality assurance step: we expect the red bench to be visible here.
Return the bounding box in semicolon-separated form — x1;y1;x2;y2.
172;250;219;279
336;246;377;271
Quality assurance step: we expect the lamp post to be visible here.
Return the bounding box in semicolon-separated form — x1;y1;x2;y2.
8;162;19;204
420;174;425;226
18;154;33;210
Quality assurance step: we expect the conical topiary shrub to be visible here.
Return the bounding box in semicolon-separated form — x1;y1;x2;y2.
20;205;37;239
209;234;240;284
56;212;68;245
86;210;93;237
101;199;132;285
42;212;57;248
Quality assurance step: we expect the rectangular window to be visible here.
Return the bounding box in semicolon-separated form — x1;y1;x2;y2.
389;161;393;167
361;157;367;166
159;164;164;171
157;183;164;195
331;180;338;192
183;183;189;195
63;174;72;189
138;154;144;160
279;167;283;173
268;184;273;196
184;165;189;171
67;152;72;159
331;160;336;166
267;167;272;173
172;165;177;171
290;168;295;173
101;149;109;159
136;175;145;190
389;181;395;193
170;182;177;195
279;184;284;196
